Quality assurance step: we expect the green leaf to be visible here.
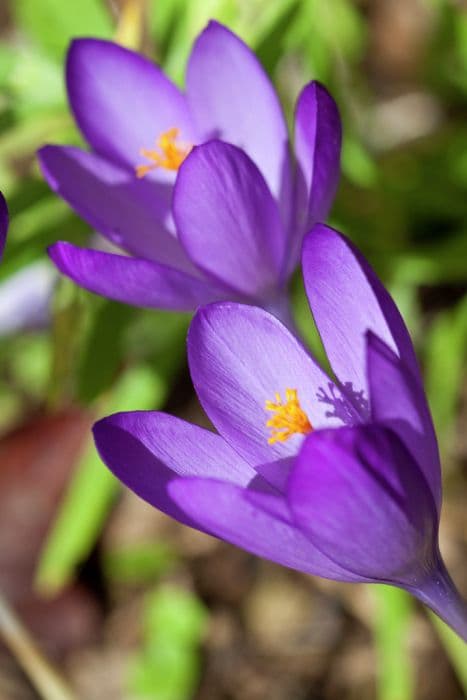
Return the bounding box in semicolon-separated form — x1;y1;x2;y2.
103;543;176;585
424;294;467;448
77;300;136;403
429;613;467;693
13;0;113;61
372;585;414;700
35;365;167;595
128;586;207;700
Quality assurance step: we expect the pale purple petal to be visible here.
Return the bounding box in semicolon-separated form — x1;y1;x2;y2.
188;302;359;472
367;332;441;513
67;39;196;182
93;411;257;526
169;477;367;581
173;141;286;299
48;243;221;311
302;225;421;403
186;21;292;221
288;82;341;272
288;425;439;585
39;145;195;271
0;260;56;335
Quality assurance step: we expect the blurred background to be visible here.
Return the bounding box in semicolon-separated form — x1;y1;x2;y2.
0;0;466;698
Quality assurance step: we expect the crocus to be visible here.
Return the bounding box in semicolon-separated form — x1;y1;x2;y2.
0;260;56;335
38;21;341;320
94;224;467;640
0;192;56;335
0;192;8;259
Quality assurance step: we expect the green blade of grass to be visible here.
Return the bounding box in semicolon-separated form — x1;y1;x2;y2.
429;613;467;692
373;585;414;700
34;366;167;596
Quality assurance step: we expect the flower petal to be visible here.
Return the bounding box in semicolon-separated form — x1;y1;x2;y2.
66;38;196;179
169;477;366;580
0;191;7;258
288;425;439;584
188;302;359;472
186;21;291;219
367;332;441;513
93;411;257;526
0;261;55;335
39;145;195;271
302;225;420;403
289;82;341;271
48;243;220;311
173;141;286;299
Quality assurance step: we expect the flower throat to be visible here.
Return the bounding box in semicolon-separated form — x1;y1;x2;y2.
265;388;312;444
136;127;192;177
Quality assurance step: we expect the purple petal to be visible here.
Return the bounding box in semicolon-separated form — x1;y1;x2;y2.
186;21;292;221
302;225;421;403
48;243;220;311
0;191;8;258
39;145;195;272
0;260;55;335
288;425;439;585
289;82;341;272
66;39;196;179
93;411;257;527
169;477;367;580
188;302;359;473
173;141;286;299
367;332;441;514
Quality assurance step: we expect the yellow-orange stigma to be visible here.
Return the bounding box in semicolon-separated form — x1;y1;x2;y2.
265;388;313;445
136;127;192;178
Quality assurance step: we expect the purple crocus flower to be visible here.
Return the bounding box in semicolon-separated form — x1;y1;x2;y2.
38;21;340;320
0;192;7;258
93;224;467;640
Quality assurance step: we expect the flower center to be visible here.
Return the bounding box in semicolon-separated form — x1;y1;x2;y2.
136;127;192;178
265;388;313;444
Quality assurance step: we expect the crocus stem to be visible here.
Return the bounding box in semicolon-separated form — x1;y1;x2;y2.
264;294;301;338
409;561;467;642
0;592;76;700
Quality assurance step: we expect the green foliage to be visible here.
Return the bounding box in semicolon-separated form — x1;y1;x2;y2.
35;364;169;595
104;543;176;585
429;613;467;693
373;586;414;700
128;587;207;700
13;0;112;60
425;294;467;447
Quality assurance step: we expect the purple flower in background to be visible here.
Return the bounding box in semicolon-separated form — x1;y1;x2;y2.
0;192;7;258
0;193;56;336
38;21;341;319
94;224;467;639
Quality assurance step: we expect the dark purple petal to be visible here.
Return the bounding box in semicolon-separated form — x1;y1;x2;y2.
93;411;257;527
173;141;286;298
169;477;367;580
66;38;196;178
289;82;341;272
188;302;359;473
48;243;220;311
38;145;195;271
367;332;441;513
302;225;421;404
186;21;292;221
0;191;8;258
288;425;439;585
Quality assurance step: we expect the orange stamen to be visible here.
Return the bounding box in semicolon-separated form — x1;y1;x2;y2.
136;127;192;177
265;388;313;444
